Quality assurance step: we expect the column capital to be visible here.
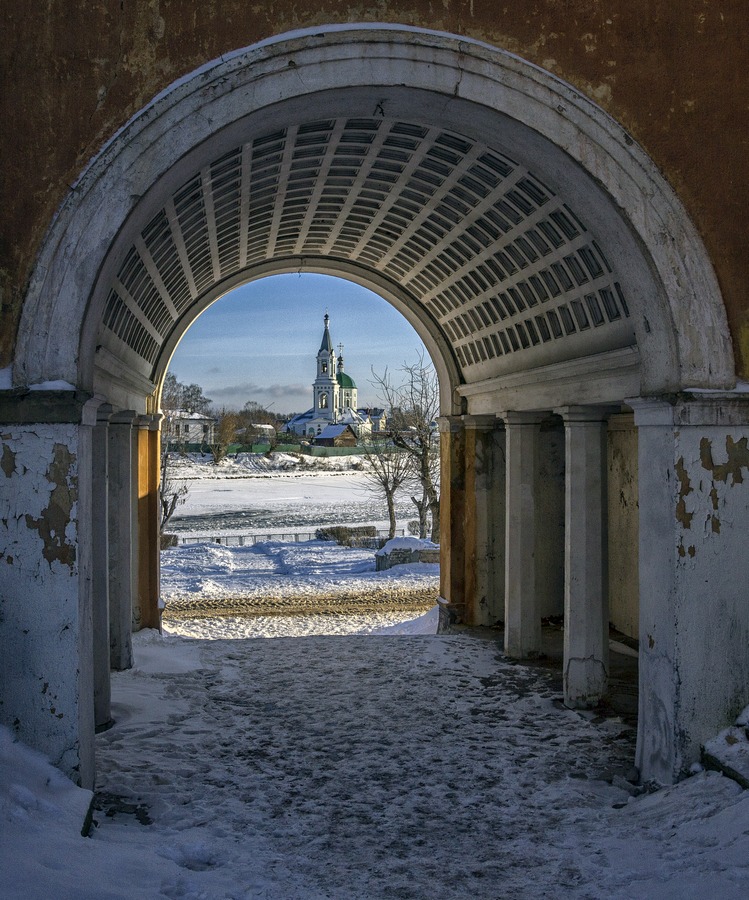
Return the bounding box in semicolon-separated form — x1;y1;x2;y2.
607;412;635;432
436;415;464;434
628;394;749;427
138;413;164;431
0;389;100;425
109;409;138;426
96;402;114;424
555;404;619;424
499;410;546;426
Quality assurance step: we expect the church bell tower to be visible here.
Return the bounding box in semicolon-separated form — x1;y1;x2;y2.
313;313;338;422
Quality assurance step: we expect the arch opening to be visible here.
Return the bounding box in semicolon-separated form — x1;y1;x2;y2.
152;272;443;632
157;275;443;636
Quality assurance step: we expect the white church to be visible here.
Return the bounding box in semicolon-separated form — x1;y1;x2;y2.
285;314;385;440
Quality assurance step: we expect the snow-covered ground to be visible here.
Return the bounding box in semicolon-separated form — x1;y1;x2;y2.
166;606;440;640
161;539;439;617
2;625;748;899
3;460;747;898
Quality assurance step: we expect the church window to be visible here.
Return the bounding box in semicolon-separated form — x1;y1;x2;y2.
319;393;328;408
321;361;327;373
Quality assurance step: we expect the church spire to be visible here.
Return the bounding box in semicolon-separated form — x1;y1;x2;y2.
319;312;333;354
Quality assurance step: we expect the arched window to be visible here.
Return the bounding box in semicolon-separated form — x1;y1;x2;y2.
319;393;328;409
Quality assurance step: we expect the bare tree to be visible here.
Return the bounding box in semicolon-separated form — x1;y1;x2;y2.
371;352;440;542
159;372;189;536
360;439;411;540
161;372;183;412
159;446;188;535
162;373;212;416
209;409;239;464
181;382;212;415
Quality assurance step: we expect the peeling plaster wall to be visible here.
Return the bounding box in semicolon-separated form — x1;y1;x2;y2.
0;425;94;787
671;426;749;759
607;417;639;639
636;400;749;783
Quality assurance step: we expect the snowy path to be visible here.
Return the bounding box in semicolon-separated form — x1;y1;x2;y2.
86;632;749;899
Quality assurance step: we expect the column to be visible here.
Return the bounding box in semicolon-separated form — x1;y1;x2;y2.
137;415;162;631
463;416;506;626
607;414;639;640
633;395;749;783
92;404;112;730
437;416;466;628
108;411;136;670
502;412;544;658
557;406;612;709
536;419;566;619
0;391;99;788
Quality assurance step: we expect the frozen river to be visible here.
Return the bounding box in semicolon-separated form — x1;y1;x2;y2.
170;469;417;535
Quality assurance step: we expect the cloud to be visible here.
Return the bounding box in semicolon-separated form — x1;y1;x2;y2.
208;382;310;411
265;383;309;399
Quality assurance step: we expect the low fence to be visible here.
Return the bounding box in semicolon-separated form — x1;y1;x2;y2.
178;527;406;547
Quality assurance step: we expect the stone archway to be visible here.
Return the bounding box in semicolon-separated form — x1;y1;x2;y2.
14;27;732;395
3;27;746;790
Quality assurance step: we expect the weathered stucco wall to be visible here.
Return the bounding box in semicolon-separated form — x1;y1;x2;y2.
607;415;639;639
671;422;749;746
635;398;749;782
1;1;748;376
0;422;94;787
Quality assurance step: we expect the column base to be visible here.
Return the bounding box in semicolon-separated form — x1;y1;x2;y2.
564;656;608;709
437;596;461;632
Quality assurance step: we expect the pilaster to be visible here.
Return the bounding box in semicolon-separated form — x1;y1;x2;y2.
92;404;112;730
0;392;99;788
437;416;466;628
463;415;505;626
108;411;136;670
501;411;545;658
632;395;749;783
137;415;162;631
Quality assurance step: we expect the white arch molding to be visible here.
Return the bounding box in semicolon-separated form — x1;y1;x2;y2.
14;25;735;404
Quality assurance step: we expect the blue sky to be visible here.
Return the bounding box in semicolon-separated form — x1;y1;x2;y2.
167;274;429;413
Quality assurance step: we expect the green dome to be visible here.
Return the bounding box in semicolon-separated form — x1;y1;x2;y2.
337;371;356;389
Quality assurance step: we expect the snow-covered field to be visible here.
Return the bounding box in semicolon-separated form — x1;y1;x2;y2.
2;459;747;898
161;454;440;621
161;539;439;619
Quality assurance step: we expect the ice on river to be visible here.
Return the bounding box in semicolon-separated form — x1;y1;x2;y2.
167;454;419;534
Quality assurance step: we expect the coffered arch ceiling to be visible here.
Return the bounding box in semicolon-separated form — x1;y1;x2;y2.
99;105;634;389
92;87;645;413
